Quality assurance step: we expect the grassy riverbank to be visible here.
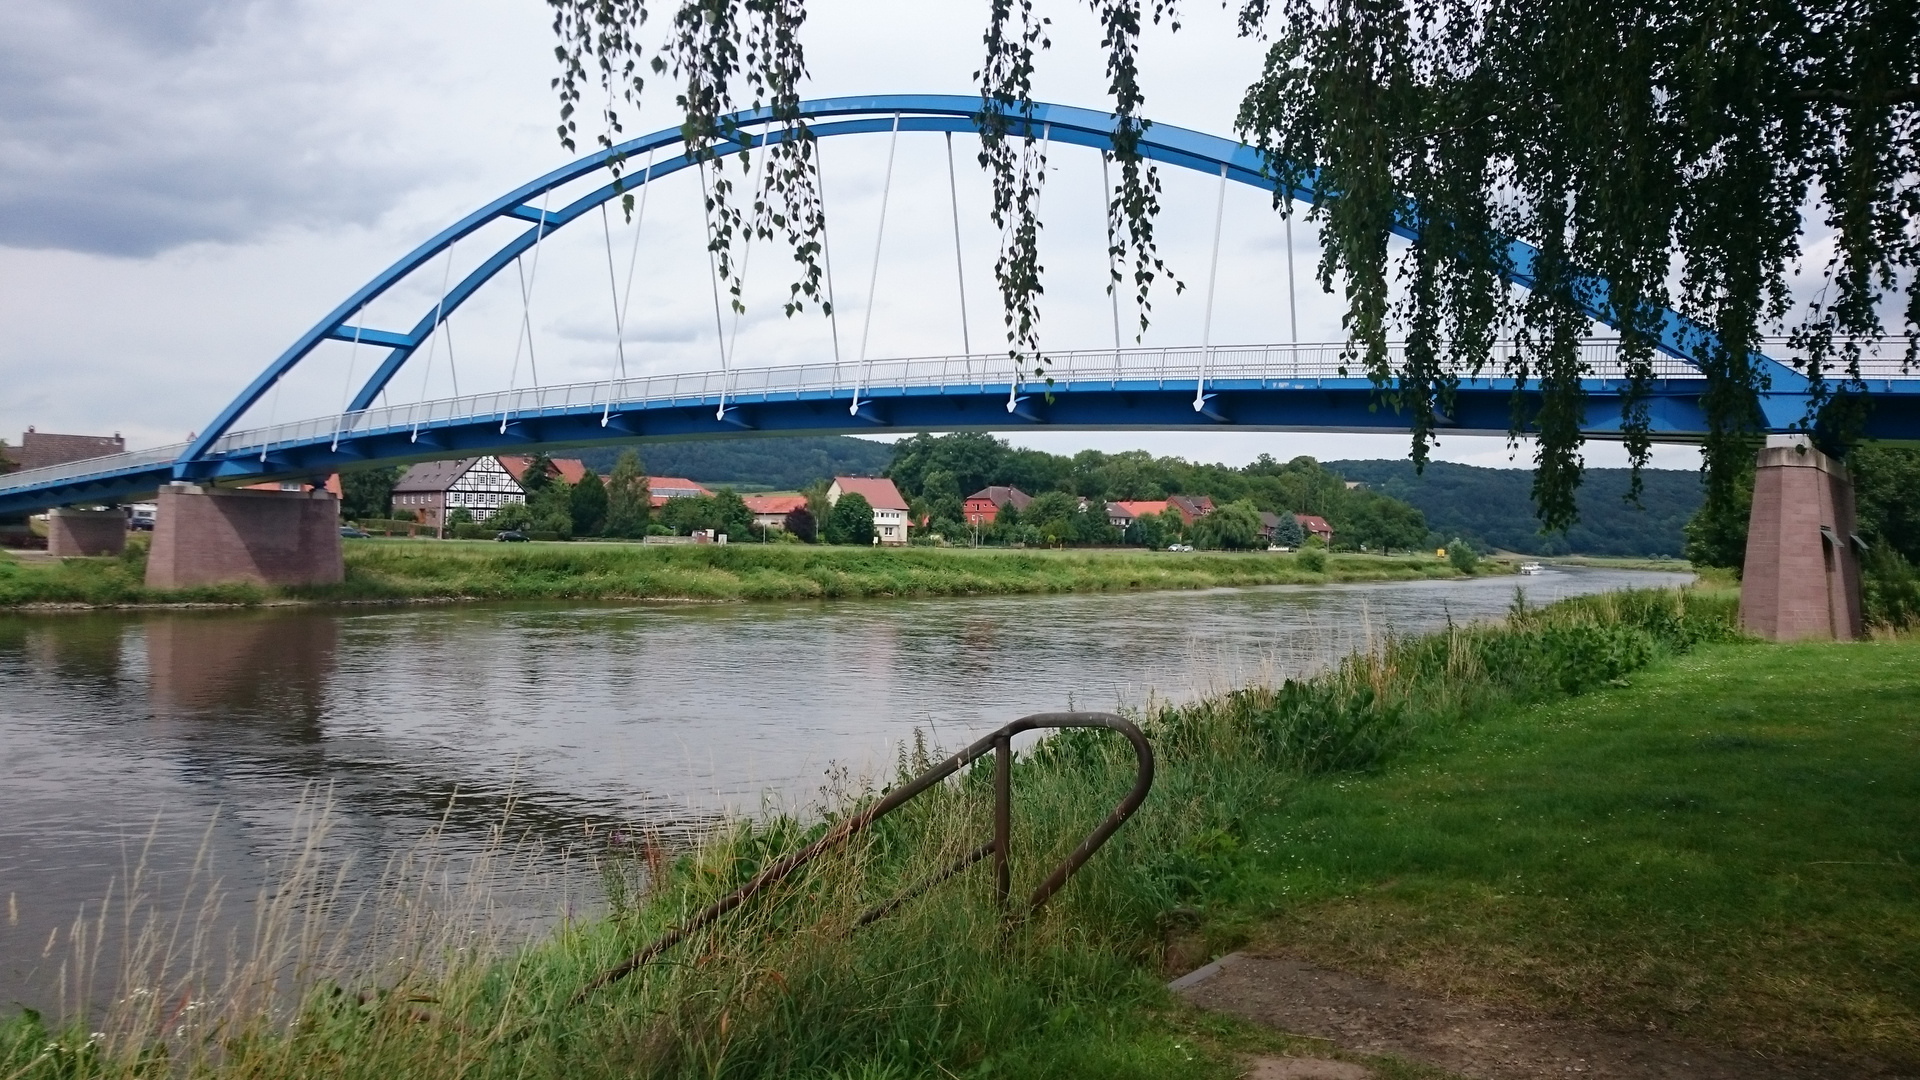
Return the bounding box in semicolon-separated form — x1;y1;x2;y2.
16;584;1913;1078
0;540;1485;608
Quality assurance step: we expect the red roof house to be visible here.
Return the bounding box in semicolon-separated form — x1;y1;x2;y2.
828;476;910;544
1105;500;1171;529
1295;514;1334;543
964;485;1031;524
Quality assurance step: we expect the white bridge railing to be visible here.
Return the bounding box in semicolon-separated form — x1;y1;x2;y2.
2;336;1909;498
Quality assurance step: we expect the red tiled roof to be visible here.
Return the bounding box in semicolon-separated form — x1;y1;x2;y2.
744;494;808;515
1295;513;1333;536
832;476;909;511
965;485;1032;510
1108;500;1170;520
496;455;592;486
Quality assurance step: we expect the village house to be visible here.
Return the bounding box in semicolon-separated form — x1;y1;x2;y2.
499;455;595;487
1295;513;1334;544
1105;499;1169;530
391;456;530;528
828;476;910;545
10;428;125;471
645;477;713;508
743;494;809;533
964;485;1031;525
1167;494;1214;524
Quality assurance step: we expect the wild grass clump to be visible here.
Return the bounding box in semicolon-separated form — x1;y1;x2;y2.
1;588;1735;1080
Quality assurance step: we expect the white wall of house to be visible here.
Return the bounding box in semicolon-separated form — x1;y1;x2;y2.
447;456;525;522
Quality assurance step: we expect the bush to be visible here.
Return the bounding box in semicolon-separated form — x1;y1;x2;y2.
1863;543;1920;629
1298;547;1327;573
1447;538;1478;573
451;522;493;540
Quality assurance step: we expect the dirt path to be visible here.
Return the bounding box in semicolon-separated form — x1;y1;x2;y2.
1175;953;1887;1079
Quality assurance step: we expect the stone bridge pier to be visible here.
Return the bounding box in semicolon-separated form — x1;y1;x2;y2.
1739;435;1865;641
47;507;128;557
145;483;343;590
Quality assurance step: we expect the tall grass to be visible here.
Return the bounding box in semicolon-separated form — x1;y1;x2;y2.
1;588;1736;1079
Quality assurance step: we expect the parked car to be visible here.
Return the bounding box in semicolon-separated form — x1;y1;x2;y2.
495;530;530;542
339;525;370;539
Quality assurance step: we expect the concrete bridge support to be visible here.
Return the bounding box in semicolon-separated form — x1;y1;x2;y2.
146;483;343;590
46;507;127;557
1739;436;1864;641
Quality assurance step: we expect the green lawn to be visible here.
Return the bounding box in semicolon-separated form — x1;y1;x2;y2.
1233;638;1920;1067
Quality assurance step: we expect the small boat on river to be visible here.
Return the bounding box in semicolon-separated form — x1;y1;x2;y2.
1519;562;1545;575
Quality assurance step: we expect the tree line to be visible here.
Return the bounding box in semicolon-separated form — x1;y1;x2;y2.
884;432;1435;552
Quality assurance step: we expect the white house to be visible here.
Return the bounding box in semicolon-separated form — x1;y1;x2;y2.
390;456;527;527
827;476;911;545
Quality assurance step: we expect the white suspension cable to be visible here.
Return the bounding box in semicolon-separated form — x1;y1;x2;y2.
698;157;733;418
505;189;552;418
718;147;771;418
1196;163;1227;410
332;302;368;451
598;148;657;426
944;131;972;361
414;238;457;441
598;203;633;421
851;112;902;416
816;140;846;386
1101;150;1123;384
1285;200;1299;352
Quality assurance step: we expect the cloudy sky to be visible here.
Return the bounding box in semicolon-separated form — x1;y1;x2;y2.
0;0;1709;470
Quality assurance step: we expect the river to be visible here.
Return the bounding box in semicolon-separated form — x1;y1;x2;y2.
0;565;1690;1010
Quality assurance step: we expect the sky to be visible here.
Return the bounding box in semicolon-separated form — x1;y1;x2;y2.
0;0;1711;471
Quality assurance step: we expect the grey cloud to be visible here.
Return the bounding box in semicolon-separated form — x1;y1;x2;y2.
0;0;422;256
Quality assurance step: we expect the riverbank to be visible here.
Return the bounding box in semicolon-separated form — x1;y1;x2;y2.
0;540;1491;609
13;584;1910;1079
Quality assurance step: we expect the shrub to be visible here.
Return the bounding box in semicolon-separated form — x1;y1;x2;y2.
1447;538;1478;573
1298;547;1327;573
1863;543;1920;629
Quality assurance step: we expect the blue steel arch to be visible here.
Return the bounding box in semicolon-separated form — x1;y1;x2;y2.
178;92;1803;472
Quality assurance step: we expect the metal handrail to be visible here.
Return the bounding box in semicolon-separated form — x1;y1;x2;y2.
574;711;1154;1002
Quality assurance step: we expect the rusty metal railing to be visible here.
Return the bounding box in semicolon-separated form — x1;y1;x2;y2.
575;711;1154;1002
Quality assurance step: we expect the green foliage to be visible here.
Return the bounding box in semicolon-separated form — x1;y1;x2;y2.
603;450;651;539
1190;499;1263;550
826;492;875;546
516;453;555;494
340;466;400;521
576;437;893;492
1684;458;1754;569
1334;459;1704;557
527;479;574;540
1298;546;1327;573
1851;445;1920;565
446;507;475;528
452;522;493;540
783;505;817;543
571;471;609;537
1863;543;1920;629
488;501;534;533
657;489;754;539
1267;510;1304;548
1447;538;1478;573
1237;0;1918;534
0;439;15;475
1335;489;1428;552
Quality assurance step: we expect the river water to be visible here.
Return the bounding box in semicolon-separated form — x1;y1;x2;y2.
0;566;1689;1009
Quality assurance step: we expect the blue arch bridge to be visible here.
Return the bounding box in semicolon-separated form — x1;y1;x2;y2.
2;95;1912;638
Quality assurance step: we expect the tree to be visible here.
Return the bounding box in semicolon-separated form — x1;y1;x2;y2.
803;480;833;539
340;465;399;521
490;501;534;532
572;470;609;537
517;453;555;495
447;507;475;528
1192;499;1264;550
1850;446;1920;566
604;449;651;539
528;479;574;539
1021;491;1081;546
549;1;1917;539
826;492;875;545
0;439;16;475
1448;539;1479;574
918;469;965;527
1269;511;1304;548
784;505;817;543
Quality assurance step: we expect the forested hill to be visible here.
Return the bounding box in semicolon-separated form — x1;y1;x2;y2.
576;436;893;490
1326;460;1704;557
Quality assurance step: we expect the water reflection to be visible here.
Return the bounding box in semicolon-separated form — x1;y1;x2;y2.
0;566;1691;1009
